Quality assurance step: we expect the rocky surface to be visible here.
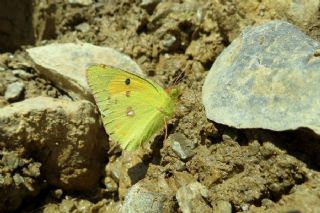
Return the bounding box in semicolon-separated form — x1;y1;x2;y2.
1;1;320;212
0;96;106;190
203;20;320;135
0;151;41;212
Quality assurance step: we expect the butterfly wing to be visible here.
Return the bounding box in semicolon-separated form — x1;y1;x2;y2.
86;64;176;151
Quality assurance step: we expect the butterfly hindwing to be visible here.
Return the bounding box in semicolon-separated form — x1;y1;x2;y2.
86;64;175;151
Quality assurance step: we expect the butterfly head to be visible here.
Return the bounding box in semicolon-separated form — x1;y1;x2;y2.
166;87;180;101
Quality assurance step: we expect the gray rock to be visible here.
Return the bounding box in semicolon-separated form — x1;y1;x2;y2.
176;181;210;213
169;133;195;160
0;96;106;190
202;20;320;135
75;22;90;33
4;81;25;102
122;179;174;213
27;43;143;101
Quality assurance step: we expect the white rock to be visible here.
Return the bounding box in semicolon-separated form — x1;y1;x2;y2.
27;43;143;100
4;81;25;102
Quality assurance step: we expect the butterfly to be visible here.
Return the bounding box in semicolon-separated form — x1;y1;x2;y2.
86;64;179;151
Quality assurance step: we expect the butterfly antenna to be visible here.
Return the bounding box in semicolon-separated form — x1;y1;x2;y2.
174;71;185;86
168;70;185;88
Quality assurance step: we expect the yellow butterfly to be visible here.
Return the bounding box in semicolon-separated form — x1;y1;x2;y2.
86;64;179;151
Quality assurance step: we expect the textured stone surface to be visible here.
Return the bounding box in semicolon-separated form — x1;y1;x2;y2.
202;20;320;134
122;178;174;213
169;133;195;160
0;96;106;190
0;151;41;212
176;181;211;213
27;43;143;100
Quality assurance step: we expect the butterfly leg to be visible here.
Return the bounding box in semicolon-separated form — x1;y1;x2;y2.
164;118;168;140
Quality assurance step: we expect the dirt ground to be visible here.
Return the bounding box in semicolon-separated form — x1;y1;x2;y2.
0;0;320;212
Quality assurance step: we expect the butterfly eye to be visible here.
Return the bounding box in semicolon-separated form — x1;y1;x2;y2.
125;78;130;85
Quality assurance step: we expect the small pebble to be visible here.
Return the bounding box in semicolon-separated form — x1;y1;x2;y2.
75;23;90;33
4;82;25;102
12;69;33;80
170;133;195;160
53;189;63;199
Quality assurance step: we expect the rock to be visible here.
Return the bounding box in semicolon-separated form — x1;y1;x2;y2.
4;81;25;102
0;151;41;212
122;179;175;213
43;198;119;213
27;43;143;101
169;133;195;160
103;177;118;193
68;0;93;6
140;0;161;13
105;155;122;183
213;200;232;213
162;34;177;49
272;0;319;27
0;96;106;190
176;181;211;213
75;22;90;33
202;20;320;135
11;69;34;80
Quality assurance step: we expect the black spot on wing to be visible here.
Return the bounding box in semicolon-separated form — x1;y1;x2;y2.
125;78;130;85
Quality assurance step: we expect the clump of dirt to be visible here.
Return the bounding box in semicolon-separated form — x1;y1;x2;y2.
0;0;320;212
0;150;42;212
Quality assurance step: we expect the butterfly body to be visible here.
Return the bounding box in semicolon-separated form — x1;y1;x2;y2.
86;64;178;151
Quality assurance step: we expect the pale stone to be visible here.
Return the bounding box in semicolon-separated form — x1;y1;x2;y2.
202;21;320;135
27;43;143;100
